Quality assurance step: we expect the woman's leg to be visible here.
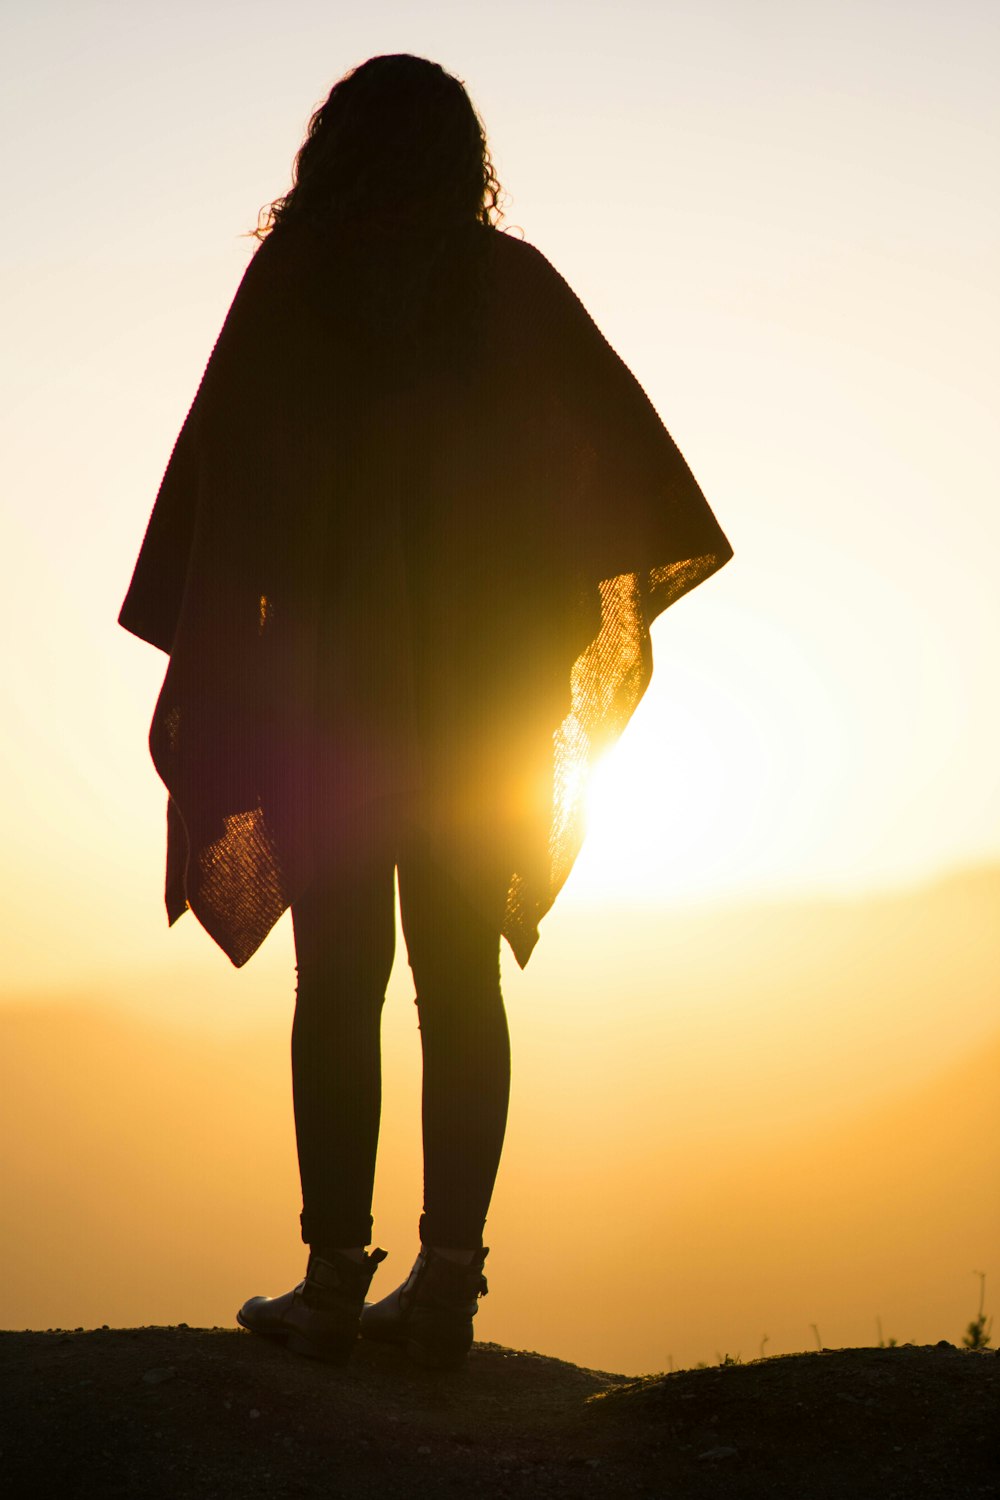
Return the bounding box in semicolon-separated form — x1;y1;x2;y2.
397;841;511;1253
290;825;397;1251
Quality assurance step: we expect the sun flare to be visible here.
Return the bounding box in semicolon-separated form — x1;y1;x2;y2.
566;604;856;905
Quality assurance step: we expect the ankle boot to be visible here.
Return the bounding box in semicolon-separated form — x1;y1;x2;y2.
359;1245;489;1369
237;1246;388;1364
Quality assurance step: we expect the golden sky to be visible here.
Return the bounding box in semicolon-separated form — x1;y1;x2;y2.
3;0;997;991
3;871;998;1371
1;1;997;1361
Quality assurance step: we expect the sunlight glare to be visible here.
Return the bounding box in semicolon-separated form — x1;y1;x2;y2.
570;602;850;903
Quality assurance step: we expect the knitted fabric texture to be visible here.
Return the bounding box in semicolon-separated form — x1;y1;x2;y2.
119;221;733;968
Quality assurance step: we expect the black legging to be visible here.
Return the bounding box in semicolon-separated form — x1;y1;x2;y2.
290;804;511;1252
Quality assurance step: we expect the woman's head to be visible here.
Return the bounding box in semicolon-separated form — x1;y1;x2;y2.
257;54;503;238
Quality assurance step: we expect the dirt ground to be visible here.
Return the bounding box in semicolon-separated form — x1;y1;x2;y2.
1;1325;996;1498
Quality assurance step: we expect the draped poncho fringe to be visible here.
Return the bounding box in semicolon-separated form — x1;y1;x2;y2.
118;221;733;969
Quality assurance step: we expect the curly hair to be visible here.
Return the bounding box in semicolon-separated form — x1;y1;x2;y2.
252;55;507;385
254;54;504;239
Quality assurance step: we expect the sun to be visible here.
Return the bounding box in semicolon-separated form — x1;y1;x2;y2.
572;688;741;903
564;604;851;906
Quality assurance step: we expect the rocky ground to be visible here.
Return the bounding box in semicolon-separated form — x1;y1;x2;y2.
0;1326;996;1498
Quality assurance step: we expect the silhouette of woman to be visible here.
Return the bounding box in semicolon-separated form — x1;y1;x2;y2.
118;54;732;1369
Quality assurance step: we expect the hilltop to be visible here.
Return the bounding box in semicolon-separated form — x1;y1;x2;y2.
1;1326;995;1497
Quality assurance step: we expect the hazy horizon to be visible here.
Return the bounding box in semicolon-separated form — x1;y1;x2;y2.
4;865;996;1374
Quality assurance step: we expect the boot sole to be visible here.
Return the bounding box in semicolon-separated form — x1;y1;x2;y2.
236;1310;356;1365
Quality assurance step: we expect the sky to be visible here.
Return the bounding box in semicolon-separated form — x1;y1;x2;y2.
1;0;997;1359
3;0;998;994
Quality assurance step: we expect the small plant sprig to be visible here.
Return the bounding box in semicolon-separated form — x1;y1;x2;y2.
875;1316;897;1348
962;1271;992;1349
687;1270;991;1370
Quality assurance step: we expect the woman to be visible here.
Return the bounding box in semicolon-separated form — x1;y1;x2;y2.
118;53;732;1370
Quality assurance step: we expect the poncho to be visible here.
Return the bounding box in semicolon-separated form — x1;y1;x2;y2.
118;220;733;968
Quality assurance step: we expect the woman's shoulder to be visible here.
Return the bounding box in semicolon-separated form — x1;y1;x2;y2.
490;226;559;276
487;227;580;310
245;218;333;285
487;229;600;353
